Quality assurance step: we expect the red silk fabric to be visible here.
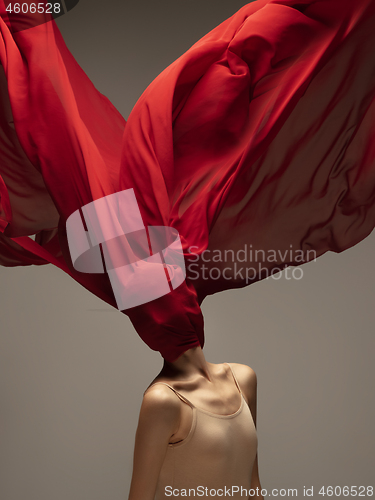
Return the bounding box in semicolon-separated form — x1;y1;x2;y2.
1;0;375;361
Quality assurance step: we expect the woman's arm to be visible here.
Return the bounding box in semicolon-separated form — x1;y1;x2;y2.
128;385;182;500
230;363;264;500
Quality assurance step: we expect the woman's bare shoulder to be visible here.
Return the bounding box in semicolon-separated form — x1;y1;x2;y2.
227;362;257;381
226;362;257;404
142;383;182;410
138;384;182;434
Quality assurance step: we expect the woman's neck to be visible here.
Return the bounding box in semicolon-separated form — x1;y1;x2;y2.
161;346;213;382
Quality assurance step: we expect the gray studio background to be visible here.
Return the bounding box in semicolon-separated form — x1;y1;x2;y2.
1;1;374;498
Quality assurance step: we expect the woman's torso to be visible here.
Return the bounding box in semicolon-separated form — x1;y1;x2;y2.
144;363;258;499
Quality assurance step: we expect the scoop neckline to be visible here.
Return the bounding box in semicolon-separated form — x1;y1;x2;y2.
193;392;244;418
146;362;244;417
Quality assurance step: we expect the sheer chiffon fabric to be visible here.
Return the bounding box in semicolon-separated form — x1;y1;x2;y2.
0;0;374;361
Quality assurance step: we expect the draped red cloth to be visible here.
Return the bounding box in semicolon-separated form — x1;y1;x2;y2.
1;0;374;361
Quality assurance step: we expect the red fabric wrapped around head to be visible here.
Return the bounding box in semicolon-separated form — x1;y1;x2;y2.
0;0;375;361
